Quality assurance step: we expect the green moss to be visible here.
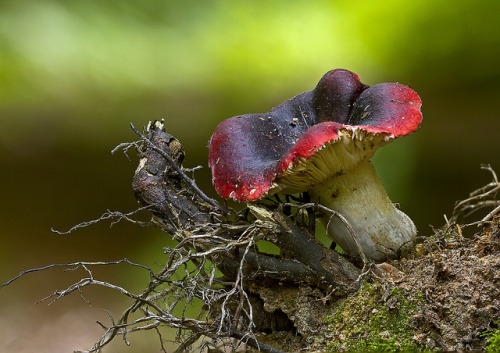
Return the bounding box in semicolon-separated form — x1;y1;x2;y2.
324;281;427;352
483;320;500;353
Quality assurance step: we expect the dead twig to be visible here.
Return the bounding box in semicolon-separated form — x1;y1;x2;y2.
2;259;153;287
450;164;500;226
51;206;154;234
111;140;142;160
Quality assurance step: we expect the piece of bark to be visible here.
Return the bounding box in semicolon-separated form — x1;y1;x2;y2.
132;121;210;232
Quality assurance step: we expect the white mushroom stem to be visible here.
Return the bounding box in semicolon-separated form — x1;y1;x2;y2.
308;160;416;261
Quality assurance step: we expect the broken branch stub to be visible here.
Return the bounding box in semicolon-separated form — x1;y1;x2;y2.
132;121;212;233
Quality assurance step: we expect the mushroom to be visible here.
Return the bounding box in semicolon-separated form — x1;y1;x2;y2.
208;69;422;261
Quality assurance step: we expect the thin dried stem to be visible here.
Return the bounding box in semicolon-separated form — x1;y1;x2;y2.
450;164;500;225
2;259;153;287
51;206;154;234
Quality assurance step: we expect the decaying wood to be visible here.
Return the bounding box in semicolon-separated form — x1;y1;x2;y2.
126;120;363;350
132;120;361;291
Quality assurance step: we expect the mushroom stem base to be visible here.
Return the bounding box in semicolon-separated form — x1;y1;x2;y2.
309;161;416;261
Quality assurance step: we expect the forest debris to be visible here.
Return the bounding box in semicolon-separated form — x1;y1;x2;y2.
450;164;500;225
4;121;499;352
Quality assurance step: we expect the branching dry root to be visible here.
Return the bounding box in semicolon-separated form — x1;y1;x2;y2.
450;164;500;226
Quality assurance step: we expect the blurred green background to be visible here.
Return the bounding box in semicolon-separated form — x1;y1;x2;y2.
1;0;499;352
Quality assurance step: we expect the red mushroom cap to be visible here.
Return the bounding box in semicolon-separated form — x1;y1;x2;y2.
208;69;422;202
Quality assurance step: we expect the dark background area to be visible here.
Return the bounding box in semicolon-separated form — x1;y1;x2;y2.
1;1;499;351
